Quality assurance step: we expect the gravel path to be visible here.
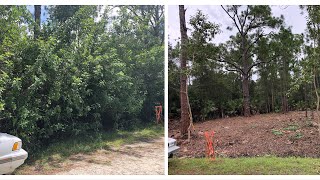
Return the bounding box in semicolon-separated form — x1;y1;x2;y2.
57;137;164;175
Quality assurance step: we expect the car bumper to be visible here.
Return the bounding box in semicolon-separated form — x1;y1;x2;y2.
0;149;28;174
168;145;180;155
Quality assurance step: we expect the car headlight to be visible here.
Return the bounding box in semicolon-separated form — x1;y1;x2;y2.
168;141;176;147
12;141;22;151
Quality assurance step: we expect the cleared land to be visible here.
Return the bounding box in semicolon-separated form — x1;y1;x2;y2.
169;111;320;158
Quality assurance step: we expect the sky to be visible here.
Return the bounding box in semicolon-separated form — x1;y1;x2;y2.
27;5;48;23
25;5;116;23
168;5;307;46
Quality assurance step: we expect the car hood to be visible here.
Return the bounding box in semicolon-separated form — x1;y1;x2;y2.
0;133;21;157
168;138;176;144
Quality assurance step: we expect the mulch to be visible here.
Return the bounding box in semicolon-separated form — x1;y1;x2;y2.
169;111;320;158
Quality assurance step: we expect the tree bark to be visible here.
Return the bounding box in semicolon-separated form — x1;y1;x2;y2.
242;75;250;116
314;64;320;112
34;5;41;39
271;87;275;112
241;36;251;117
179;5;190;135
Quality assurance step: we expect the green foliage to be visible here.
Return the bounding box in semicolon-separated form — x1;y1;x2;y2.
289;132;304;141
0;5;164;153
169;5;317;119
283;125;299;131
271;129;283;136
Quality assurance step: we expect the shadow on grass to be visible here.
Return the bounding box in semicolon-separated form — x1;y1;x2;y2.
24;124;164;166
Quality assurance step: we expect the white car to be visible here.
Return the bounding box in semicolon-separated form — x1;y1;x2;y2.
168;138;179;158
0;133;28;174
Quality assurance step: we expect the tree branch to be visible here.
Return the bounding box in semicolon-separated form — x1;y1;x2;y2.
242;6;249;29
226;67;242;73
247;58;272;74
208;57;245;75
243;14;256;36
233;6;243;32
244;31;274;60
221;5;242;34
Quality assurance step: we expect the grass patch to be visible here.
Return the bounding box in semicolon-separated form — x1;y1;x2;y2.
271;129;283;136
289;132;304;141
283;124;299;131
169;156;320;175
16;124;163;174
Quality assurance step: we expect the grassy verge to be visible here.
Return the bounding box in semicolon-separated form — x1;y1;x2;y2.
169;156;320;175
15;124;163;174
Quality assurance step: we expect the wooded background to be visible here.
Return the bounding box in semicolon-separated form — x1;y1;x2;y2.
169;6;320;126
0;5;164;152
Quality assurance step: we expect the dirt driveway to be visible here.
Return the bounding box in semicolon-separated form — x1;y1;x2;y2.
16;137;164;175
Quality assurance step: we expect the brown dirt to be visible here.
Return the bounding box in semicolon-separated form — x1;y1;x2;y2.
169;111;320;158
15;137;164;175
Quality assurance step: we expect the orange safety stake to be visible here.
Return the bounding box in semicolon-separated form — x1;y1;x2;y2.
204;131;215;161
155;103;162;124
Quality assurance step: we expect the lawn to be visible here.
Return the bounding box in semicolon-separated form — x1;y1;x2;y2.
15;124;164;174
169;157;320;175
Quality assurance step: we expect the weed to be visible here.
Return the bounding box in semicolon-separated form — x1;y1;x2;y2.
289;132;303;141
271;129;283;136
305;120;313;127
283;124;299;131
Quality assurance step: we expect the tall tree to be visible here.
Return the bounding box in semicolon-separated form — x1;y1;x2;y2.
34;5;41;39
1;5;164;152
219;5;282;116
305;6;320;111
179;5;190;135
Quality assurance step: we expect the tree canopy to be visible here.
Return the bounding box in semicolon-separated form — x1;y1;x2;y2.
0;5;164;152
169;5;319;123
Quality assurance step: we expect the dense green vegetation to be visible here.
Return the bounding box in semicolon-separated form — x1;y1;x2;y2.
0;5;164;153
170;5;320;122
169;157;320;175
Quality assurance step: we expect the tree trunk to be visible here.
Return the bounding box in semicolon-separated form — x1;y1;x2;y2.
304;83;308;117
314;67;320;111
242;74;250;117
34;5;41;39
179;5;190;135
282;94;288;113
239;34;250;117
271;87;275;112
220;105;225;118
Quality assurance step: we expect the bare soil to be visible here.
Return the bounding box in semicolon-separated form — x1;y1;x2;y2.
169;111;320;158
15;137;164;175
